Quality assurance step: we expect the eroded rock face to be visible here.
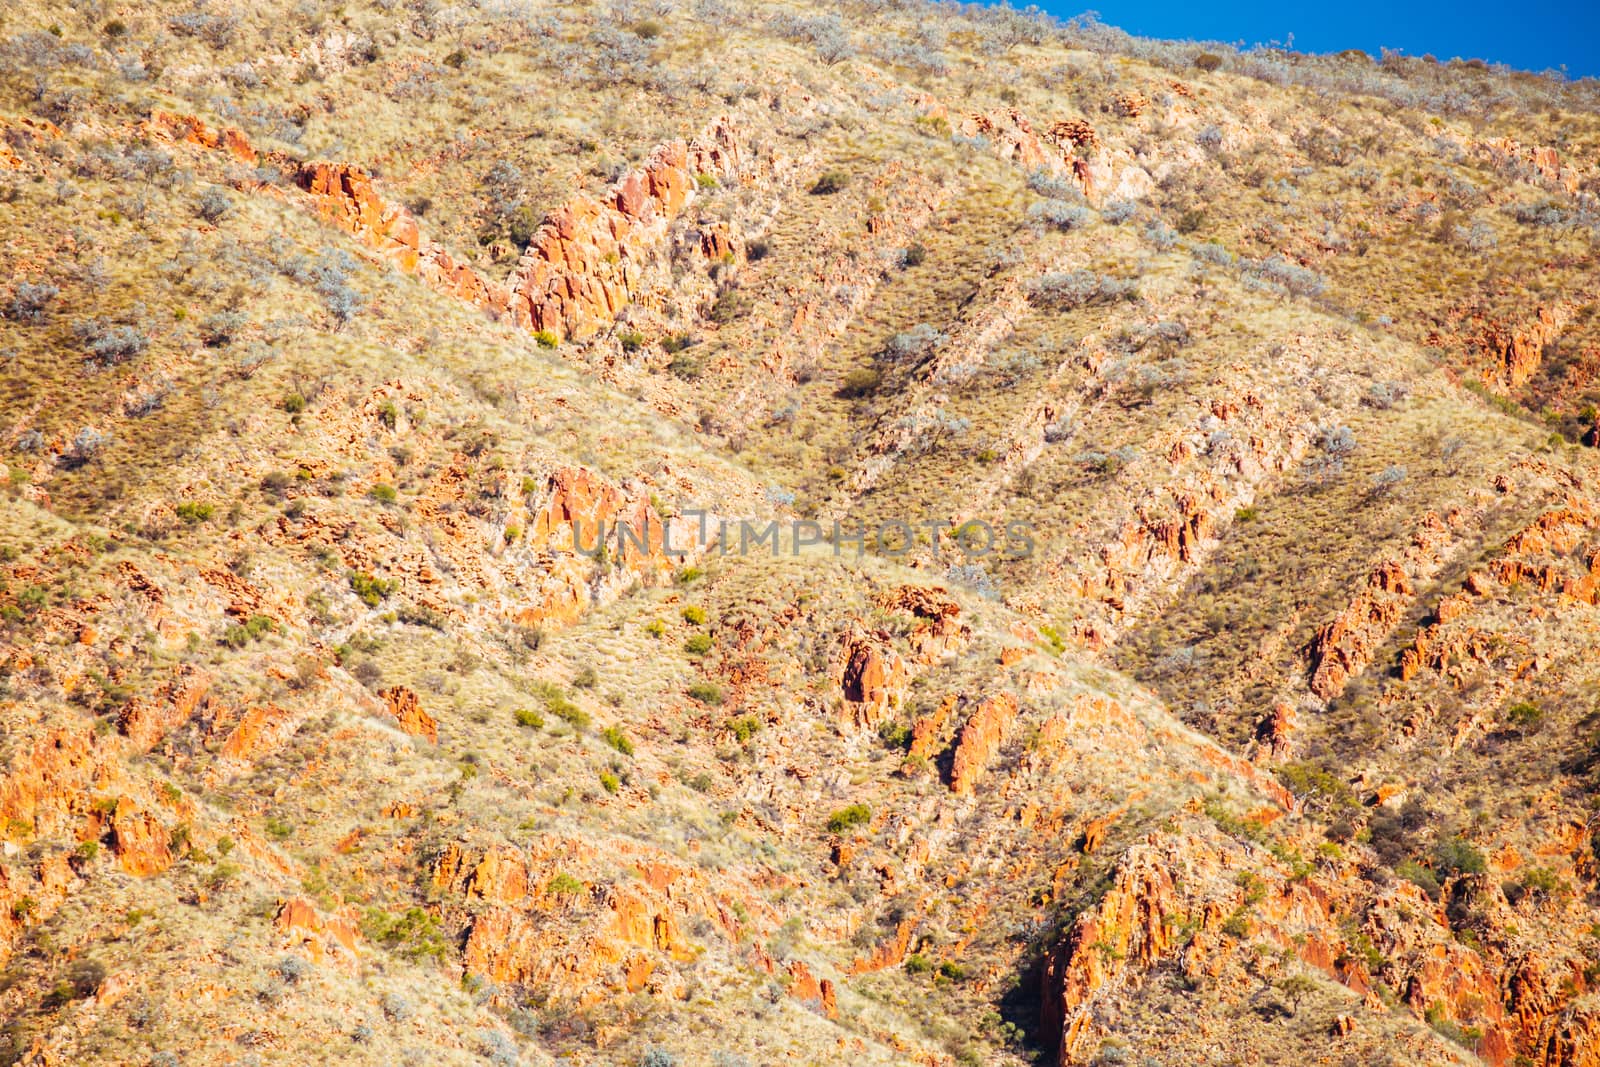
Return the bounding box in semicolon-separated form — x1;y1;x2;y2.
275;897;360;965
111;803;172;877
948;693;1019;796
506;119;745;340
298;161;509;312
433;838;745;1006
1308;559;1413;699
1036;810;1600;1067
1041;840;1179;1064
142;110;258;164
152;109;751;346
380;685;437;743
837;628;909;727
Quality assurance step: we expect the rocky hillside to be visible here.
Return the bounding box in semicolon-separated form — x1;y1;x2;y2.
2;2;1600;1065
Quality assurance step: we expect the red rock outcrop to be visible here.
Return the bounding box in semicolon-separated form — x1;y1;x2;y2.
837;628;910;727
948;693;1019;796
958;108;1076;175
1041;841;1179;1063
111;803;173;877
152;108;750;345
786;959;839;1019
142;110;258;164
117;666;211;751
1479;305;1574;392
908;695;958;761
1427;301;1576;394
1308;559;1413;699
506;117;744;340
1476;137;1583;194
298;161;508;311
380;685;437;743
1399;503;1600;681
275;897;360;963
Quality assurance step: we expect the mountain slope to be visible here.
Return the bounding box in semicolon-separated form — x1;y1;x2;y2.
2;3;1600;1066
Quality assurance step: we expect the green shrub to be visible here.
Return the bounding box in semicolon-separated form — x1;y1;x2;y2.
220;614;275;649
514;708;544;729
368;484;397;504
1274;761;1359;815
645;619;667;638
602;726;634;756
676;566;703;584
175;501;214;524
533;329;559;349
681;605;707;625
684;633;713;656
840;368;881;398
810;170;850;195
599;771;620;793
1434;836;1487;877
729;715;760;741
1505;701;1544;734
264;816;294;839
688;681;723;705
826;803;871;834
1038;624;1066;655
547;872;584;895
903;954;932;974
709;287;748;324
377;400;399;428
532;683;589;730
282;392;307;413
349;571;398;606
618;330;645;352
878;720;911;749
361;906;448;961
1396;859;1441;899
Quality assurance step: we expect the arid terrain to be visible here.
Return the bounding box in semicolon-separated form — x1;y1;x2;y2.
2;2;1600;1065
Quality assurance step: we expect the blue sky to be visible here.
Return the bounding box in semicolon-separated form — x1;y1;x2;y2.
1039;2;1600;79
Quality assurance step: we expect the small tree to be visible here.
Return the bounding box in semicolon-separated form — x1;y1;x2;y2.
1278;973;1318;1016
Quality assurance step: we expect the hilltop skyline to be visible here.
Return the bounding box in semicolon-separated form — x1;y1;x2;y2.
1047;0;1600;78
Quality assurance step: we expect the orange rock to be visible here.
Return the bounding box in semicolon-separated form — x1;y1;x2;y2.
111;804;173;876
1308;559;1415;699
118;666;211;752
1251;702;1297;762
849;916;918;975
949;693;1019;795
837;628;909;727
1041;846;1177;1063
380;686;437;743
908;695;958;760
276;897;359;962
1080;813;1113;854
786;960;838;1019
